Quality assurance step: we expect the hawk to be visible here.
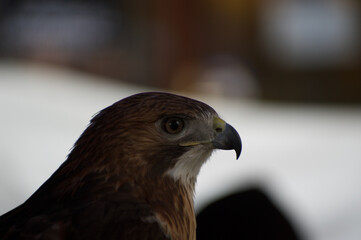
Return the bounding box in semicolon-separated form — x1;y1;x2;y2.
0;92;241;240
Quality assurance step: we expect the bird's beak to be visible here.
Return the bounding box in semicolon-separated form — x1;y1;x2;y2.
212;117;242;159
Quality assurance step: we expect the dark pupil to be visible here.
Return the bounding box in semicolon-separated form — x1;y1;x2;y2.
169;120;180;131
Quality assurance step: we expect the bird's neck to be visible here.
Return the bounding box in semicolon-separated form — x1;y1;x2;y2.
29;160;197;240
143;177;196;240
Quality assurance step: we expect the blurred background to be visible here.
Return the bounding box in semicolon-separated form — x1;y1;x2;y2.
0;0;361;239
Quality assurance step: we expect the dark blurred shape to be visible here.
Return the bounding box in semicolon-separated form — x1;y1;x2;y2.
0;0;360;101
0;2;116;55
257;0;361;103
0;0;149;84
197;188;301;240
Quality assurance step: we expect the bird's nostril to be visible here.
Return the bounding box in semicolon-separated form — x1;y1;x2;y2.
216;127;223;133
213;117;226;134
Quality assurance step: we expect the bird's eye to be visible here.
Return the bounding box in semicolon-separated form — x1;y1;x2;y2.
163;117;184;134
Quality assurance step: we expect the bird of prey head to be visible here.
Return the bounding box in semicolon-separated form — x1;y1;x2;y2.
0;92;241;240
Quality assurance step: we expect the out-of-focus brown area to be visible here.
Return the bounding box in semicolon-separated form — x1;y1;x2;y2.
0;0;360;102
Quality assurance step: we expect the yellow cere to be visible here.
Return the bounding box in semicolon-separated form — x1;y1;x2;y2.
213;117;226;133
